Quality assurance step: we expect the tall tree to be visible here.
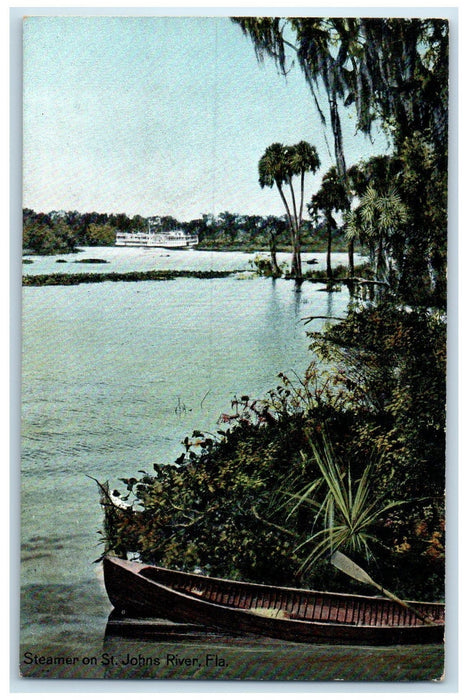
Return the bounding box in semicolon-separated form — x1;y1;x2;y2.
309;166;348;278
288;141;321;277
258;141;320;279
258;143;296;275
234;17;448;283
235;18;354;273
260;215;287;277
346;146;446;306
346;185;408;297
345;19;448;153
218;211;241;244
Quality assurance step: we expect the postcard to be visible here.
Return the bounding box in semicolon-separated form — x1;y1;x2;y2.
18;11;451;684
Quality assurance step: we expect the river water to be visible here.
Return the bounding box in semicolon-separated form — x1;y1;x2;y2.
18;247;444;682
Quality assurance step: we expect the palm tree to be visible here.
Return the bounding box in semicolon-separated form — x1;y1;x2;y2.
309;166;348;278
345;185;408;295
261;215;285;278
288;141;321;277
233;16;448;286
259;141;320;279
289;141;321;222
235;18;353;274
258;143;294;225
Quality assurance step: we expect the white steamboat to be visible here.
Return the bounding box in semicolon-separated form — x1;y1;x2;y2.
116;220;198;249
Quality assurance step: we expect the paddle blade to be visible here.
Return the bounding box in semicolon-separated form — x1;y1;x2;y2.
331;550;435;625
330;551;376;587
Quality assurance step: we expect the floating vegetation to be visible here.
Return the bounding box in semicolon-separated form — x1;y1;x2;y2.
74;258;109;264
22;269;237;286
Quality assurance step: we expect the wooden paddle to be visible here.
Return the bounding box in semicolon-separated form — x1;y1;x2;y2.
330;551;435;625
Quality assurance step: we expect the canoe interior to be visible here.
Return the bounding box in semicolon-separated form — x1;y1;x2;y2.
136;563;444;629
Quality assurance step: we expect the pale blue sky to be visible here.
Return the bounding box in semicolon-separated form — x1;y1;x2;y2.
23;16;391;221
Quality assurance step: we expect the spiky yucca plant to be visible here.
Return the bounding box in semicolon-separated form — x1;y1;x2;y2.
288;432;407;573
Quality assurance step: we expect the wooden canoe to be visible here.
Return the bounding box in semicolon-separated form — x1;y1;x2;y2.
103;556;444;645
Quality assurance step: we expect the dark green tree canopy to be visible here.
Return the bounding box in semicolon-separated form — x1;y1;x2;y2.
234;17;448;151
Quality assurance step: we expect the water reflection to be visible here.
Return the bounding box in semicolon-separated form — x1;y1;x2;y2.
98;611;444;682
326;289;334;319
104;610;217;642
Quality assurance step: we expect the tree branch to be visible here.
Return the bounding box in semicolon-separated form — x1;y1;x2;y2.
302;315;345;324
251;506;298;537
307;277;390;287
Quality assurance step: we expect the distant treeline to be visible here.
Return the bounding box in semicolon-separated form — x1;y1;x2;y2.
22;208;348;255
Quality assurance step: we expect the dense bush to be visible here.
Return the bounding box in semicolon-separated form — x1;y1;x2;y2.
100;303;445;600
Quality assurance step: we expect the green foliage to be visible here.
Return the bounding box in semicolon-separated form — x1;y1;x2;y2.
100;302;445;599
304;262;373;283
235;17;448;152
23;210;117;254
93;17;447;600
288;434;408;570
309;166;349;277
23;218;76;255
235;17;448;288
343;137;446;307
23;208;303;255
258;141;321;278
249;254;287;278
22;269;234;286
102;413;312;586
87;223;116;246
395;132;447;306
310;304;446;503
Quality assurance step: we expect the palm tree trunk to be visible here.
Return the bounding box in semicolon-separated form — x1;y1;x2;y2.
276;181;301;279
287;176;303;279
293;234;303;280
330;97;354;278
275;182;296;274
287;175;299;229
275;182;294;235
347;236;355;277
269;232;282;278
299;171;305;225
297;170;307;279
326;213;333;278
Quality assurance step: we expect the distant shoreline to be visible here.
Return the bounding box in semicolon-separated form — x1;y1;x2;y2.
22;243;353;257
